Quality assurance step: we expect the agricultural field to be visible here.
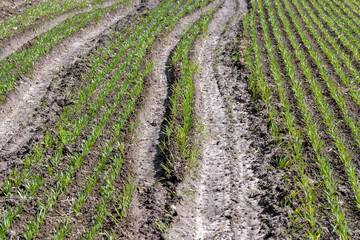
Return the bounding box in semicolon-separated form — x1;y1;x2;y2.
0;0;359;239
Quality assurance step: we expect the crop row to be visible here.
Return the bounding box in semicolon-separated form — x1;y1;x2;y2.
0;0;147;205
268;0;351;237
53;0;202;237
0;0;178;237
285;0;360;213
329;0;360;42
247;1;324;237
160;6;216;181
0;0;127;98
0;0;170;201
244;0;360;238
0;0;214;238
292;0;360;155
0;0;101;40
311;0;360;66
54;1;215;238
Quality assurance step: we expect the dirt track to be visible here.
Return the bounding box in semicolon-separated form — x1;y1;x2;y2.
0;0;120;61
166;0;287;238
0;0;44;21
0;0;288;239
0;1;138;156
124;0;287;238
190;0;264;238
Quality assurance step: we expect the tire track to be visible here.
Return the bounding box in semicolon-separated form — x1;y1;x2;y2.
0;1;139;156
126;2;217;239
193;1;263;238
0;0;118;61
0;0;45;22
167;0;269;239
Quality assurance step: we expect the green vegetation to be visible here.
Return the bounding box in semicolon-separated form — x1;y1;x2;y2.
244;0;360;238
0;0;125;97
0;0;215;238
160;6;216;180
0;0;104;40
3;0;360;237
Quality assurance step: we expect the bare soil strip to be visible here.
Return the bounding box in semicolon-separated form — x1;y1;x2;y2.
125;2;218;239
0;0;44;21
0;0;295;238
0;1;139;157
190;0;264;238
167;0;287;239
0;0;119;61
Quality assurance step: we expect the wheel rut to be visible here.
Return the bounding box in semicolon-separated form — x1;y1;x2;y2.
0;1;139;156
194;1;265;238
0;0;45;21
126;2;217;239
167;0;279;239
0;0;120;61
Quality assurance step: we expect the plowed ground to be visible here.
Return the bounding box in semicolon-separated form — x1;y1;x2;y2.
0;0;289;239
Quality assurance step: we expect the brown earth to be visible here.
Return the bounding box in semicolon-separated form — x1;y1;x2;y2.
0;0;122;61
0;0;44;21
251;0;360;238
0;0;139;157
0;0;294;239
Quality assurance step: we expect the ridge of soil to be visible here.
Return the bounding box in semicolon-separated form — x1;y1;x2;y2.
0;1;139;158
